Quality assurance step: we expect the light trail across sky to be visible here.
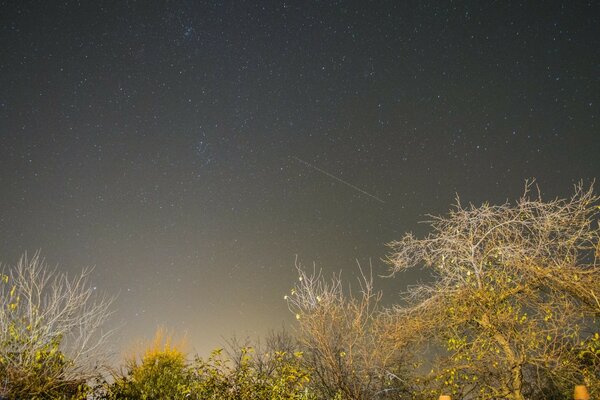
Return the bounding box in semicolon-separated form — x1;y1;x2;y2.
291;156;385;204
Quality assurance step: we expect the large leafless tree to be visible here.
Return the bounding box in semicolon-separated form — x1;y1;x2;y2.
385;182;600;399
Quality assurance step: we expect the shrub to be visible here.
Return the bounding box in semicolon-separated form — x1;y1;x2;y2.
105;329;315;400
106;328;193;399
191;345;315;400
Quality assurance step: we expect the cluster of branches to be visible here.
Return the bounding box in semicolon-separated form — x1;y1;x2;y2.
288;182;600;400
286;259;413;399
0;252;114;399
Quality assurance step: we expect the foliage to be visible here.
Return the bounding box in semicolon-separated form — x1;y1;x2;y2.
385;182;600;400
0;253;112;399
105;328;193;399
105;329;315;400
191;344;315;400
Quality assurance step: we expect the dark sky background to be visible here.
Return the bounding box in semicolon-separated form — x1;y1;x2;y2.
1;1;599;357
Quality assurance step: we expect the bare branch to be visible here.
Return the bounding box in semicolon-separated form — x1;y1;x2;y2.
0;252;115;397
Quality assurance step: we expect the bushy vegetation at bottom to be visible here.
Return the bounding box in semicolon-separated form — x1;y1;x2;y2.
100;329;316;400
0;338;90;399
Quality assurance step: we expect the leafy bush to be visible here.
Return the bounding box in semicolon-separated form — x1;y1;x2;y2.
104;329;316;400
191;346;315;400
0;333;89;399
105;328;193;399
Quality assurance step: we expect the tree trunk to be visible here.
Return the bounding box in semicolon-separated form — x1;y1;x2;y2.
510;363;525;400
480;314;525;400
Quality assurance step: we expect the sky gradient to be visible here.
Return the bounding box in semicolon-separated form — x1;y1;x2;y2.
1;1;599;356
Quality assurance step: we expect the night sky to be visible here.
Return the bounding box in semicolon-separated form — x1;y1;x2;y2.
1;1;599;356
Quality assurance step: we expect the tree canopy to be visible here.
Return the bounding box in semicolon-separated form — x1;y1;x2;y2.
385;182;600;399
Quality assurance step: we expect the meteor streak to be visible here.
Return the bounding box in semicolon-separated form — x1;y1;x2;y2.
291;156;385;204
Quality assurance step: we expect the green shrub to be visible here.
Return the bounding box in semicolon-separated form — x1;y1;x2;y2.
191;346;315;400
105;329;193;400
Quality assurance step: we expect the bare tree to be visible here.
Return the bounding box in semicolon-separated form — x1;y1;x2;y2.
385;182;600;400
287;259;411;400
0;252;114;398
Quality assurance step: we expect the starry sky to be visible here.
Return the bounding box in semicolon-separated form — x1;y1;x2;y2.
1;1;599;356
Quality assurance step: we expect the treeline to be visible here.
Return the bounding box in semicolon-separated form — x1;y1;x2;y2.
2;182;600;399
